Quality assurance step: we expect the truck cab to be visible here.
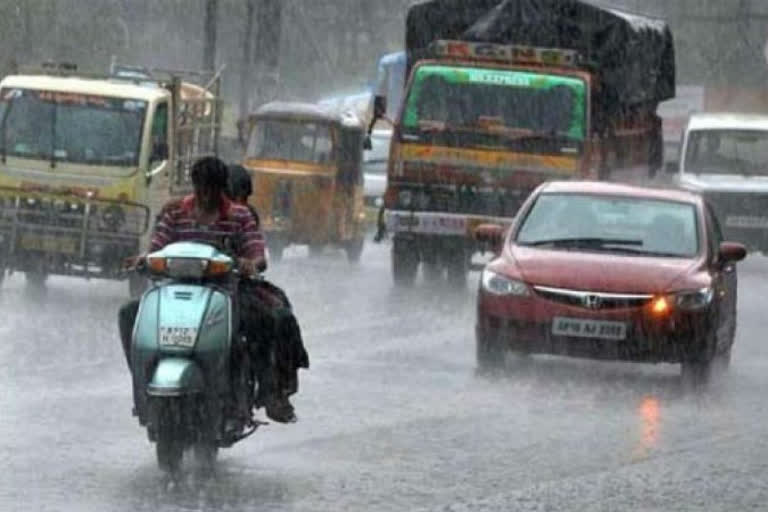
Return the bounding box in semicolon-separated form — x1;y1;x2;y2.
0;64;220;291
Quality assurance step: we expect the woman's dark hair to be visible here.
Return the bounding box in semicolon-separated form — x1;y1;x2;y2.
227;164;253;199
190;156;229;191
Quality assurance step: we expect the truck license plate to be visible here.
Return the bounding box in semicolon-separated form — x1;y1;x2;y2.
159;327;198;348
552;317;627;341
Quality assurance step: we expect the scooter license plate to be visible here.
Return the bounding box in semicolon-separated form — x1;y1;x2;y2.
159;327;198;348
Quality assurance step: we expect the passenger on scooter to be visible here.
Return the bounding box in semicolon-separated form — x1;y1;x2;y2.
227;163;309;416
118;156;300;423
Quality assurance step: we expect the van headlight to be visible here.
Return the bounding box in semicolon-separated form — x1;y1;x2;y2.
481;269;529;296
673;287;713;311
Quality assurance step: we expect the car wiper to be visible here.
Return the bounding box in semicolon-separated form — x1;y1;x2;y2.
524;237;644;248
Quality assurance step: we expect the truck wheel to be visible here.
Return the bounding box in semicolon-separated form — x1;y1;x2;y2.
25;271;47;290
345;238;364;264
309;244;324;257
423;262;443;282
392;238;418;287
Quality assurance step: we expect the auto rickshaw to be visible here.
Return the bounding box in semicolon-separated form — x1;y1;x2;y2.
243;102;366;262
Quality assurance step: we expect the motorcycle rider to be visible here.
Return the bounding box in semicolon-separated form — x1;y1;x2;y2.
118;156;300;423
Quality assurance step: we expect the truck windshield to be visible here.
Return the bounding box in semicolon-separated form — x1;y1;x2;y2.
401;64;586;153
0;88;146;167
247;120;333;164
685;129;768;176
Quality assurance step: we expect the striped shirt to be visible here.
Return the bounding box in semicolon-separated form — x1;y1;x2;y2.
150;194;265;260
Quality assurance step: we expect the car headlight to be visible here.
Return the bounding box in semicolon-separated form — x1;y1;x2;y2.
398;190;413;208
673;287;714;311
481;269;529;296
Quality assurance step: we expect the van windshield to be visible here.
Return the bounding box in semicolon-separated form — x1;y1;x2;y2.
0;88;147;167
685;129;768;176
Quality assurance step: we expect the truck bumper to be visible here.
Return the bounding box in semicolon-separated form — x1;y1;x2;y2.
385;209;512;237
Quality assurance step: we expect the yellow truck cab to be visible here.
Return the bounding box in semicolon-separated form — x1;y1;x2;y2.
0;63;220;293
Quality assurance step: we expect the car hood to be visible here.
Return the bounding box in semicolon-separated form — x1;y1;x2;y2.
507;246;701;294
678;173;768;193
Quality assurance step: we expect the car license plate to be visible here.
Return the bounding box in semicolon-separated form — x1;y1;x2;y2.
159;327;198;348
725;215;768;229
552;317;627;341
19;234;78;254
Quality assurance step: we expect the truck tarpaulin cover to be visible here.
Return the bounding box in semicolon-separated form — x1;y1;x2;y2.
406;0;675;110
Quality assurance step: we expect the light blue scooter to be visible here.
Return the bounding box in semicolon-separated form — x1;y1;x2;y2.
130;241;261;473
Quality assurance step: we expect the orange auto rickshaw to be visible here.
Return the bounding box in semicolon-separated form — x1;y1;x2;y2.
243;102;366;262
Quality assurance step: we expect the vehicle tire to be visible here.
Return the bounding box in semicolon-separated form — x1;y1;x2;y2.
345;238;364;264
476;330;506;375
392;238;418;287
446;250;468;288
681;357;713;391
25;271;47;290
193;442;219;474
712;346;732;376
155;400;184;473
422;262;443;282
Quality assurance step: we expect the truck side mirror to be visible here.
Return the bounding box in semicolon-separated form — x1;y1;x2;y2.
151;140;169;162
363;135;373;151
665;161;679;174
373;95;387;119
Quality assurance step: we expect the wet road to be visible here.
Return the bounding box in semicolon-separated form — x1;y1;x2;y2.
2;241;768;511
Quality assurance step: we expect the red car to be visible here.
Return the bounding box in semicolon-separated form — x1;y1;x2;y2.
475;181;747;384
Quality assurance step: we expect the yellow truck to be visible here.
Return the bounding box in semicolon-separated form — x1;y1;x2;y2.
0;62;221;294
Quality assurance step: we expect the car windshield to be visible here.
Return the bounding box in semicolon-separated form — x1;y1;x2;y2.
400;64;585;154
685;129;768;176
247;119;333;164
516;193;699;257
0;88;146;167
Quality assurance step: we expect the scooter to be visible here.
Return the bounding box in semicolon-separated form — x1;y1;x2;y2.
129;240;261;473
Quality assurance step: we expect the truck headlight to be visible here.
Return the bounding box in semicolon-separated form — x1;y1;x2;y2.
673;287;713;311
481;269;529;296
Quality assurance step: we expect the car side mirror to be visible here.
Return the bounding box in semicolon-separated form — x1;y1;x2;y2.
474;223;505;254
665;161;679;174
718;241;746;263
363;134;373;151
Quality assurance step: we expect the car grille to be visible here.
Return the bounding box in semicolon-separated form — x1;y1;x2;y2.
533;286;653;311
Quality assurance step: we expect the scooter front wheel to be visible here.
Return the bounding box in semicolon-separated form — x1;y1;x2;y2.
156;429;183;473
